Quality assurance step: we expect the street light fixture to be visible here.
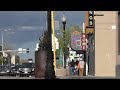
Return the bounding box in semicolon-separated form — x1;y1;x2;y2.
62;13;67;68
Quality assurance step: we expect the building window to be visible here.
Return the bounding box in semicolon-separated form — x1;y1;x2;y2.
118;11;120;55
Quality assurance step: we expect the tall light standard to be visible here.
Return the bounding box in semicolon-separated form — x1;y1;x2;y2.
62;13;67;68
1;29;7;65
1;29;11;54
0;29;14;65
1;32;3;65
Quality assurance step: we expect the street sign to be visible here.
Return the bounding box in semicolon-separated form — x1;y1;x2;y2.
22;49;27;53
18;48;22;53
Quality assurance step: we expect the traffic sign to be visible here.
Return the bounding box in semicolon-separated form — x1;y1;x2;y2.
18;48;22;53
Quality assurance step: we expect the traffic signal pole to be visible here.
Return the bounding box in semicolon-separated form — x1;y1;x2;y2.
45;11;55;79
51;11;56;75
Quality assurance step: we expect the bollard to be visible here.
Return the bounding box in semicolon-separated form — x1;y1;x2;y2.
35;48;47;78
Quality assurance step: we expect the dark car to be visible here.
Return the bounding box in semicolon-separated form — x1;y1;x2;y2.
9;65;21;76
19;63;35;77
0;65;10;76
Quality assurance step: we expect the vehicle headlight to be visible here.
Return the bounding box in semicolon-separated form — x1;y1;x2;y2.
6;70;9;72
17;71;19;73
32;68;34;71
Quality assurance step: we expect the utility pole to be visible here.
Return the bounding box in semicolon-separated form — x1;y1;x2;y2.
45;11;55;79
1;32;3;65
51;11;57;74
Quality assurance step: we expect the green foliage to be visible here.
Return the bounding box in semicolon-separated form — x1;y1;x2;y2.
39;31;50;48
55;25;82;57
0;55;3;65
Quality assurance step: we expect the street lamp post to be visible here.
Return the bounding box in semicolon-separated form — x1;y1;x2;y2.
62;13;66;69
1;32;3;65
45;11;55;79
0;29;15;65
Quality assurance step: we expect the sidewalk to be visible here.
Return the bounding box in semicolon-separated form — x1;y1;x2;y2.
56;76;119;79
56;67;69;77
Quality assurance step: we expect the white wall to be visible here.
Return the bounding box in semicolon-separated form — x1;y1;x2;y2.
95;11;117;76
11;55;15;64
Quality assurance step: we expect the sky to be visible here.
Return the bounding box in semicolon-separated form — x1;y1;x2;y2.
0;11;85;61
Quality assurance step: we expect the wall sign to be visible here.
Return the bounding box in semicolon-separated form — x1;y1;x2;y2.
88;11;94;27
71;31;81;50
81;33;86;50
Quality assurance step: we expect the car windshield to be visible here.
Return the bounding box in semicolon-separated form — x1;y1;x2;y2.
0;65;9;71
21;63;34;68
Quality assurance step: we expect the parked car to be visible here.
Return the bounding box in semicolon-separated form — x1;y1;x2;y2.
0;65;10;76
9;65;21;76
19;63;35;77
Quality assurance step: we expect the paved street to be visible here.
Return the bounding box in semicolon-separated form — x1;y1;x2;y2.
56;76;120;79
0;76;120;79
0;76;35;79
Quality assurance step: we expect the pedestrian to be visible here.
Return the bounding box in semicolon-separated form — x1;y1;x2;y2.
69;59;75;76
74;60;79;76
66;56;70;67
78;59;85;76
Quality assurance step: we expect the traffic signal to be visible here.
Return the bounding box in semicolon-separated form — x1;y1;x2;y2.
26;48;29;53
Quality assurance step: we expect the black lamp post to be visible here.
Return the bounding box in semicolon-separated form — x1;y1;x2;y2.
45;11;55;79
62;13;66;69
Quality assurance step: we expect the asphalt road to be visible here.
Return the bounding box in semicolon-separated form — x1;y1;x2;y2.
0;76;36;79
57;76;120;79
0;76;120;79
